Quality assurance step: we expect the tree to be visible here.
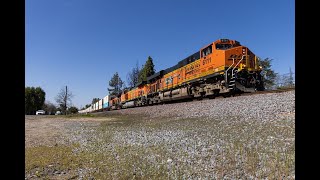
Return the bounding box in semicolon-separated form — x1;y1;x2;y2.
138;56;156;83
138;65;146;83
144;56;156;77
288;67;294;87
68;106;79;114
92;98;100;104
55;86;74;115
127;61;140;88
42;101;57;115
80;104;91;110
258;57;278;89
276;67;295;88
108;72;124;96
25;86;46;115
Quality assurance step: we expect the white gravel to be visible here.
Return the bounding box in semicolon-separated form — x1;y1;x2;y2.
106;90;295;121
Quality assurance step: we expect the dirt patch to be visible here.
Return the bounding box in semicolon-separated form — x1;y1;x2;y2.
25;115;113;148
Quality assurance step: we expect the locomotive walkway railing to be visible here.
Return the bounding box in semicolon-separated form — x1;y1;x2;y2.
225;55;245;85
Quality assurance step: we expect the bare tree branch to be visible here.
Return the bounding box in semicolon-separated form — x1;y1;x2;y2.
55;86;74;114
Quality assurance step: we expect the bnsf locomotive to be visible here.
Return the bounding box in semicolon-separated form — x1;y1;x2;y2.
79;39;264;113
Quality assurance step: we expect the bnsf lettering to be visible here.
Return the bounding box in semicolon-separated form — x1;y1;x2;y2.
185;63;200;75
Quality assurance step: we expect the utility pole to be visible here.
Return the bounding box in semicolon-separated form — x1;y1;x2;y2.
65;86;67;115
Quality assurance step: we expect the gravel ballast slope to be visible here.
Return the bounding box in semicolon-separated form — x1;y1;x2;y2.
105;90;295;121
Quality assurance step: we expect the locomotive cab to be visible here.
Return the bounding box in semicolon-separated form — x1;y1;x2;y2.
214;39;263;91
215;39;240;50
198;39;264;92
213;39;257;71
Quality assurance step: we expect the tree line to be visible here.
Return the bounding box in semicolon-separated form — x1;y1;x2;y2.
257;57;294;90
25;86;79;115
25;55;156;114
108;56;156;96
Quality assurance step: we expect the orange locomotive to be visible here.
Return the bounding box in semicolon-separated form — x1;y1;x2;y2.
111;39;263;109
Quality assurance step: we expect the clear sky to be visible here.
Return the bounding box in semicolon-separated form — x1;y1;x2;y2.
26;0;295;109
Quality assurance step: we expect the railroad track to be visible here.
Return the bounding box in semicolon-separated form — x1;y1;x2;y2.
189;87;295;102
221;87;295;98
246;87;295;95
148;87;295;106
95;87;296;111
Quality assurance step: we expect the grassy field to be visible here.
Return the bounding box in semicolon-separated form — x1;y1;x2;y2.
25;112;294;179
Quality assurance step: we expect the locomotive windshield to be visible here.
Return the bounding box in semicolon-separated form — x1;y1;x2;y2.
215;43;233;50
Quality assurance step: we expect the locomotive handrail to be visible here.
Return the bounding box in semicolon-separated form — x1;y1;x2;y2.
225;57;235;83
232;55;245;77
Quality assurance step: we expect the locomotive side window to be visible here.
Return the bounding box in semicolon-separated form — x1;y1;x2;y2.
202;45;212;57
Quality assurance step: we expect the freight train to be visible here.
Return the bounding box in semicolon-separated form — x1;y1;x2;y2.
79;39;264;113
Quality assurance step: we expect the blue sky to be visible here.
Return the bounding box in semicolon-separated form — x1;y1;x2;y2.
26;0;295;109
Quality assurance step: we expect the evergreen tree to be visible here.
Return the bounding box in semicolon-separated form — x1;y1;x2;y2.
138;56;155;83
145;56;155;77
258;57;278;89
138;65;145;83
108;72;124;96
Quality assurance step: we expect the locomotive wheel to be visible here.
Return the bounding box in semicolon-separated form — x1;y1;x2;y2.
194;96;203;101
222;92;231;98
